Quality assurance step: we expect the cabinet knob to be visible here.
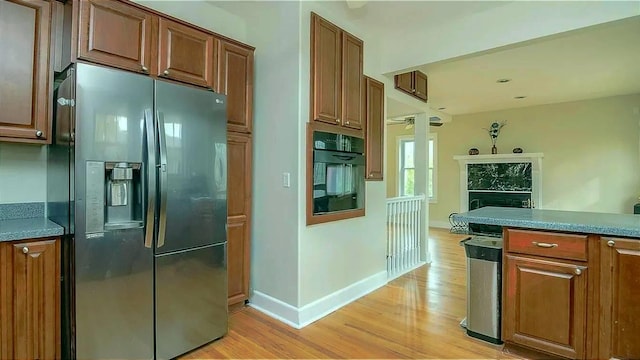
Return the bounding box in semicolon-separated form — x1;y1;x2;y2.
345;121;350;125
35;130;43;138
22;247;29;254
141;65;148;73
163;70;170;76
607;240;615;247
575;268;582;276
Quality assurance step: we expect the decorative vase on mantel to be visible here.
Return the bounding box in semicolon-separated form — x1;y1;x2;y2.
491;145;497;154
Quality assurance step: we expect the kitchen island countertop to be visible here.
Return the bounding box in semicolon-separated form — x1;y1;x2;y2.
452;206;640;238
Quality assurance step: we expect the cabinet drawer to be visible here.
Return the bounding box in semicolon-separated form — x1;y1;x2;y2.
506;229;587;261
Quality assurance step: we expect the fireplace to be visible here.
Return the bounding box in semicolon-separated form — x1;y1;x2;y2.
454;153;544;237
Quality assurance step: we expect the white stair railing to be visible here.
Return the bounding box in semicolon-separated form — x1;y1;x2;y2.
386;194;426;279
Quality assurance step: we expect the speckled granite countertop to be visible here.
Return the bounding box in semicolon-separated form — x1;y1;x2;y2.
0;218;64;241
0;203;64;242
452;206;640;238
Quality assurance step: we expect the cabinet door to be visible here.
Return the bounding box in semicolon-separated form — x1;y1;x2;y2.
157;18;216;89
227;133;252;305
600;238;640;360
365;76;384;181
341;32;363;130
394;72;413;94
0;0;51;143
78;0;152;74
0;238;61;360
503;255;586;359
311;13;342;126
218;41;254;133
414;71;428;101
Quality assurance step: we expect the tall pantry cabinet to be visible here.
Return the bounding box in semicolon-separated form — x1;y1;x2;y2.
218;40;254;307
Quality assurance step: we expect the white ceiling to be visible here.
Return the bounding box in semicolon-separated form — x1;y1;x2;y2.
419;16;640;115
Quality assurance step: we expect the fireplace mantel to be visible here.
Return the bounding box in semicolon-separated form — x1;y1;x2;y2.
454;153;543;213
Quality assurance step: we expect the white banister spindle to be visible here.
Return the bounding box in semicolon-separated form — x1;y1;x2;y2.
386;195;426;280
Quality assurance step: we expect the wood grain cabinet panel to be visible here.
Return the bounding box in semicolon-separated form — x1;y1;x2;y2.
0;0;52;143
218;41;254;133
77;0;153;74
0;238;61;360
365;76;384;181
414;71;428;101
227;216;250;305
227;133;252;305
157;18;216;88
341;32;363;130
311;13;342;126
394;72;413;95
394;70;428;103
503;255;586;359
310;12;364;133
600;237;640;360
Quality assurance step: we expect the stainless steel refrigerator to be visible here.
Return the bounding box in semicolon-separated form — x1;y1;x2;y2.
48;63;228;360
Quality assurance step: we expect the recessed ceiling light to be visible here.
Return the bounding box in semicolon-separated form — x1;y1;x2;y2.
496;78;511;83
437;107;446;110
514;96;527;99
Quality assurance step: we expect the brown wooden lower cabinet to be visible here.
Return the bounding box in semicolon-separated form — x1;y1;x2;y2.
0;237;61;360
502;229;640;360
503;254;586;359
227;132;252;306
227;215;250;305
600;237;640;360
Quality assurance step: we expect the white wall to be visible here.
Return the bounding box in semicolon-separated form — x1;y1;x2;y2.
297;2;388;307
0;143;47;204
379;2;640;74
234;1;302;307
430;94;640;224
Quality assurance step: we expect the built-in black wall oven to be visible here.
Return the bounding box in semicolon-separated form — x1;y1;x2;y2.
312;130;365;215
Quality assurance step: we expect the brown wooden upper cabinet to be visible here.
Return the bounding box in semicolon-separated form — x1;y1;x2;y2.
365;76;384;181
394;70;428;102
218;40;254;133
0;0;52;144
311;12;363;131
77;0;153;74
157;18;216;89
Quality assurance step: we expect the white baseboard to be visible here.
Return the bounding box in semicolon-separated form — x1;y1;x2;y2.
249;291;301;329
429;220;451;229
298;270;387;328
387;261;426;281
249;270;388;329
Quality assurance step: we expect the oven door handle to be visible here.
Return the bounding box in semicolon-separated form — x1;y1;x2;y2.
332;154;356;161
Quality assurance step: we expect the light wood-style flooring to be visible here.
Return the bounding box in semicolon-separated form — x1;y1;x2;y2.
181;228;518;359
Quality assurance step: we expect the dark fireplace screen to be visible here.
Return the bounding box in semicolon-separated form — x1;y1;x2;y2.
467;163;533;236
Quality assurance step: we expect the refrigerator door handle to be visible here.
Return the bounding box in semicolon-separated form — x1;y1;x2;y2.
144;109;156;249
156;111;168;248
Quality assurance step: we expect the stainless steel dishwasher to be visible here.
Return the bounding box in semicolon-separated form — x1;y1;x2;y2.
461;236;503;344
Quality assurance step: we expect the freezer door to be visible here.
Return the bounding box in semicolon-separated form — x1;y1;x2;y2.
74;63;154;360
155;243;228;359
155;81;227;254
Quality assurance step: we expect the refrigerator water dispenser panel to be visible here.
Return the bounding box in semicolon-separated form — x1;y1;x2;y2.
85;160;143;233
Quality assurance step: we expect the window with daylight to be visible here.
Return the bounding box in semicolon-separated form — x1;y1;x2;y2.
398;134;437;201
